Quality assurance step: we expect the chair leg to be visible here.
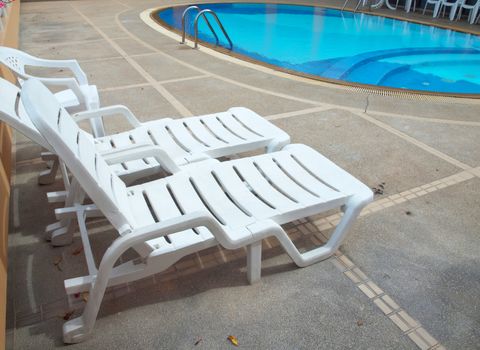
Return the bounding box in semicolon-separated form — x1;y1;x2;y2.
87;100;106;138
247;241;262;284
266;196;368;268
470;7;479;23
354;0;363;11
449;4;457;20
38;154;60;185
457;7;463;19
46;179;85;245
432;2;438;16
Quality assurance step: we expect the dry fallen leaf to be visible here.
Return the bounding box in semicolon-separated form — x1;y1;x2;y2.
61;310;74;320
357;319;364;327
53;256;63;271
81;292;89;303
71;246;83;256
227;335;239;346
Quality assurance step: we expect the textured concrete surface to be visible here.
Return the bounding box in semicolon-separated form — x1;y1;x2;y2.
12;255;415;349
343;178;480;349
6;0;480;349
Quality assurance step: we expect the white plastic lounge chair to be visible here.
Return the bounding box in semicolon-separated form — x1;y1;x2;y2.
0;46;104;136
1;76;291;244
455;0;480;23
22;79;373;343
0;77;289;185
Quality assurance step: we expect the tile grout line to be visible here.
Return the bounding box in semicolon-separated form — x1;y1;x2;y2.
349;110;472;170
97;82;151;93
367;110;480;127
96;74;210;94
77;55;125;64
264;106;332;120
71;5;194;117
20;38;113;49
157;74;211;85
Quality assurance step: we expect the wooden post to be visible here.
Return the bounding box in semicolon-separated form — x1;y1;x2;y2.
0;1;20;349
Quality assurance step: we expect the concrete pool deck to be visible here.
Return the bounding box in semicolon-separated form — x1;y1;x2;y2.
6;0;480;348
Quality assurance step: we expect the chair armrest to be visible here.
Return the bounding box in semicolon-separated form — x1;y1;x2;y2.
102;143;181;174
21;56;88;85
73;105;142;128
23;76;87;106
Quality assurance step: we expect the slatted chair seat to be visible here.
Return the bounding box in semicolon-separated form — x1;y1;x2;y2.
127;145;352;253
93;107;287;182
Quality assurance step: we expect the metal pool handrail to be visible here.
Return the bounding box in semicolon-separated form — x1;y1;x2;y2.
193;9;233;50
181;6;217;44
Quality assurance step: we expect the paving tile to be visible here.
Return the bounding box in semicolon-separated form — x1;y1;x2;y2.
81;57;147;89
374;298;393;315
163;76;312;116
20;23;102;46
98;85;180;133
22;39;120;62
113;38;156;56
132;53;201;81
372;113;480;167
407;330;430;350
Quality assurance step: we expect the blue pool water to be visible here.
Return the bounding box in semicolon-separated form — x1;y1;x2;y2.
157;3;480;95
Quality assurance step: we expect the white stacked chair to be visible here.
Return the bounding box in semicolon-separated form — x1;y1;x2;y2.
0;46;104;135
455;0;480;23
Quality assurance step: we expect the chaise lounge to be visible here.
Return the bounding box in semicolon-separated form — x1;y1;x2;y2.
22;78;373;343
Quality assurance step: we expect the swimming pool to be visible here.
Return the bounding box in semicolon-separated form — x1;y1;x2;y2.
155;3;480;96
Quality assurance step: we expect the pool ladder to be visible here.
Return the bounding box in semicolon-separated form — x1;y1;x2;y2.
181;6;233;50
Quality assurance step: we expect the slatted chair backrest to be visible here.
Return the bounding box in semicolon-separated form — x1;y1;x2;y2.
21;79;135;233
0;77;52;150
